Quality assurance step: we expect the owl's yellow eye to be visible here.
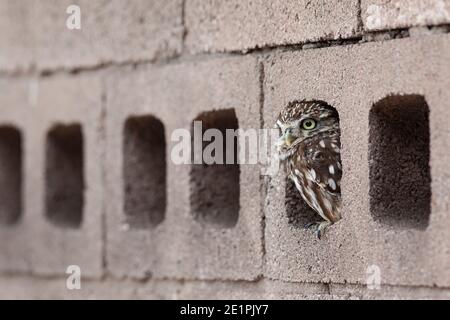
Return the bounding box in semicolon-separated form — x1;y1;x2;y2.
301;118;316;130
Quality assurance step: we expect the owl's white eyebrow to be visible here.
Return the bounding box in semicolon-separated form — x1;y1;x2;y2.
298;115;314;122
276;120;284;129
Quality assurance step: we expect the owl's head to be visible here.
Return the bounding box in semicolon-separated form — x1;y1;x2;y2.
276;100;339;160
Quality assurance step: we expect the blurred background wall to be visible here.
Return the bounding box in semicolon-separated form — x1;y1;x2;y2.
0;0;449;299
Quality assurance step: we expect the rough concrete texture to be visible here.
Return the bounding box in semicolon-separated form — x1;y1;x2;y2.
362;0;450;31
0;0;183;72
0;74;104;277
27;74;104;277
105;56;263;280
0;78;32;273
0;1;35;73
185;0;360;53
0;275;338;299
263;34;450;287
0;275;449;300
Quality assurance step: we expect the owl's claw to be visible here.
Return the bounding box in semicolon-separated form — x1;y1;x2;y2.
304;222;317;230
304;221;332;239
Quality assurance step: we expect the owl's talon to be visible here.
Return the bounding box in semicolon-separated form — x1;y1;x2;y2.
304;222;318;230
305;221;332;239
304;222;321;234
317;221;332;239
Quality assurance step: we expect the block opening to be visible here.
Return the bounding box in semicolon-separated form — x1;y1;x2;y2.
369;95;431;230
190;109;240;228
0;126;22;226
283;101;342;229
123;115;166;229
45;124;84;229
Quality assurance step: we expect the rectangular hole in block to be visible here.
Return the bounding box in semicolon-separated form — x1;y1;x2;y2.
285;178;318;229
190;109;240;228
123;115;166;229
0;126;22;226
369;95;431;230
281;100;342;230
45;124;84;228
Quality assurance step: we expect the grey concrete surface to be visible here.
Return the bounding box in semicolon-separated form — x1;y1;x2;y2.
28;74;104;277
263;34;450;287
105;56;263;280
185;0;360;53
0;0;183;72
0;78;33;273
362;0;450;31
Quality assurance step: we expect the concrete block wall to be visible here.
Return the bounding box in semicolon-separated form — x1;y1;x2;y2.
0;0;449;299
263;36;450;287
104;58;262;280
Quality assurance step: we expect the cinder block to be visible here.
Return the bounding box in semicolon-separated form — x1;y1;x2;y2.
27;74;104;277
330;283;450;300
0;75;102;276
185;0;360;53
0;0;183;72
0;78;32;273
105;56;263;280
263;34;450;287
362;0;450;31
0;1;35;72
0;275;142;299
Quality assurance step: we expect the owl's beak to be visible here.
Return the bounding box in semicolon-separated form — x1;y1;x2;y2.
280;129;296;147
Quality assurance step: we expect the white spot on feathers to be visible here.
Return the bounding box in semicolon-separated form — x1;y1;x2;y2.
310;168;316;180
319;140;325;148
328;178;337;191
329;165;335;175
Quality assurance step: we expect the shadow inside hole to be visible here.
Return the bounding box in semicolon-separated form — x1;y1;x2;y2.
285;178;318;229
0;126;22;226
369;94;431;230
189;109;240;229
123;115;166;229
45;124;84;229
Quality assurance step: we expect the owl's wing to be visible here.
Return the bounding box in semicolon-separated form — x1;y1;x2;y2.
290;137;342;223
304;138;342;196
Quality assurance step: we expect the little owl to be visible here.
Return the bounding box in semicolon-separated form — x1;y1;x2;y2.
276;100;342;239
